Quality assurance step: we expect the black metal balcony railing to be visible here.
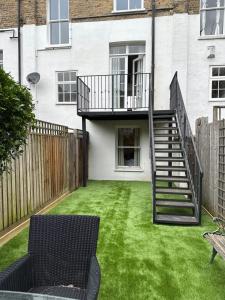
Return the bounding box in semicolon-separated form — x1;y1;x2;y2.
77;73;151;113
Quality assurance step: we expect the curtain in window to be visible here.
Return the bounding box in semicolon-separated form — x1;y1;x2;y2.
201;0;225;35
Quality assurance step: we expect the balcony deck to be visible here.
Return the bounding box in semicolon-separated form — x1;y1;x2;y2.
77;73;151;120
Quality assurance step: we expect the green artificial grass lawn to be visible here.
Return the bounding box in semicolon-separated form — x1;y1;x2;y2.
0;180;225;300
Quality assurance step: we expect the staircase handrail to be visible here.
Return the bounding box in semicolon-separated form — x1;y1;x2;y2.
170;72;203;222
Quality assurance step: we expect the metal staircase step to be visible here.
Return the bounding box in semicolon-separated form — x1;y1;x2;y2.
154;141;182;144
156;166;186;172
156;188;192;195
156;200;195;208
156;176;189;182
154;127;178;130
154;149;184;153
154;135;180;139
155;214;198;225
153;120;177;125
155;157;185;162
153;115;175;120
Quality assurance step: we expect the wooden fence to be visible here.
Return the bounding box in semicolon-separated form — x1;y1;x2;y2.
195;117;220;216
0;120;87;233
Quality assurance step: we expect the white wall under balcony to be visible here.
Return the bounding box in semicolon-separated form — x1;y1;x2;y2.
88;119;151;181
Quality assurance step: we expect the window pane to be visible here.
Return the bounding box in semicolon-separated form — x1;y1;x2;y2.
65;93;70;102
212;89;219;98
219;9;224;34
118;128;140;146
71;93;76;102
60;0;68;19
118;148;140;166
219;67;225;76
61;22;69;44
110;45;126;55
212;67;219;76
58;84;63;93
219;81;225;89
116;0;128;10
64;84;70;92
212;80;218;89
50;22;59;44
71;72;76;81
0;50;3;61
130;0;142;9
58;72;63;81
71;84;76;93
219;90;225;98
64;72;70;81
58;93;63;102
205;0;217;8
50;0;59;20
205;10;217;35
128;44;145;54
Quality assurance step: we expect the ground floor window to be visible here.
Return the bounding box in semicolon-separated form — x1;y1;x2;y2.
210;66;225;100
56;71;77;103
0;50;3;69
116;128;140;167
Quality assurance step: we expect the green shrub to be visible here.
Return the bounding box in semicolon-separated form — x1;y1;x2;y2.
0;69;35;174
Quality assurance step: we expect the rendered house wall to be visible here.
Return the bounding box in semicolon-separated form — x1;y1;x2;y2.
0;2;225;180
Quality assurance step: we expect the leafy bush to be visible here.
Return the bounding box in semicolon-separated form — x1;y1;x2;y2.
0;69;35;174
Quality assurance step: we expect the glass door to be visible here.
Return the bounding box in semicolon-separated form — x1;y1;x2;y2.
132;55;144;109
110;56;128;110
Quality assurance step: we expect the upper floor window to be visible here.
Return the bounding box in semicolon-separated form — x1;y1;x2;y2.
200;0;225;36
49;0;69;45
57;71;77;103
210;66;225;100
114;0;144;11
0;50;3;69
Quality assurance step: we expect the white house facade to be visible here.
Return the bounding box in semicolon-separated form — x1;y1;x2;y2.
0;0;225;182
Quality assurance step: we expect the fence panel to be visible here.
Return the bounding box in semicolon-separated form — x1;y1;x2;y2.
0;120;86;233
218;120;225;219
195;117;220;216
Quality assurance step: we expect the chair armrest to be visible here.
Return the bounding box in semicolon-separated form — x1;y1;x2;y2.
86;256;101;300
0;255;32;292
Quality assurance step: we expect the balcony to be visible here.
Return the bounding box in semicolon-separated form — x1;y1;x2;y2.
77;73;151;120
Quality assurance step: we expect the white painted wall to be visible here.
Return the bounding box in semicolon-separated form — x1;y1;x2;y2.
88;119;151;181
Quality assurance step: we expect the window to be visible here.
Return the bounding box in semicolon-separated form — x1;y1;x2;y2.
49;0;69;44
116;128;140;168
200;0;225;36
57;71;77;103
210;66;225;100
114;0;144;11
0;50;3;69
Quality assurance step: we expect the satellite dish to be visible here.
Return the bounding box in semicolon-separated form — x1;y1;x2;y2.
26;72;40;84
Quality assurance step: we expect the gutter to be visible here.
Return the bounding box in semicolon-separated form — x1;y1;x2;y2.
0;29;18;39
151;0;156;108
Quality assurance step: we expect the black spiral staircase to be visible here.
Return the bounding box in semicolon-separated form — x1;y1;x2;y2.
150;73;203;225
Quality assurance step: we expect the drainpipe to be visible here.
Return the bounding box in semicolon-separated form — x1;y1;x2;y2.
151;0;156;108
18;0;22;84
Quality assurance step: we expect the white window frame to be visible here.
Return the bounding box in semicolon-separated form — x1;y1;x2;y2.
56;70;77;105
0;50;3;69
113;0;144;12
115;126;142;170
48;0;70;46
209;66;225;101
200;0;225;36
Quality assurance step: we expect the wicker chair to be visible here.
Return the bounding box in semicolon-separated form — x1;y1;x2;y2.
0;215;101;300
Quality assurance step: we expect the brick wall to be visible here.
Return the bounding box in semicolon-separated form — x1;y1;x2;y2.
0;0;200;29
